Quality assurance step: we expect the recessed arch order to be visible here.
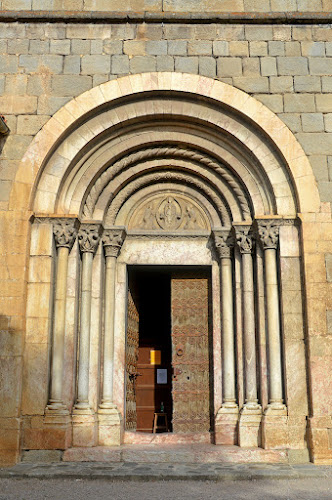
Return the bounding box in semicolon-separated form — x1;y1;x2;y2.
11;72;320;223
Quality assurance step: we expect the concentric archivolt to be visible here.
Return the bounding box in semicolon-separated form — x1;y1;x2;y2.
22;73;317;223
82;146;251;222
105;170;231;226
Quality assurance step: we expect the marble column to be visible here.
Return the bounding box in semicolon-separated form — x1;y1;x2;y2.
257;219;288;449
72;222;102;447
235;224;262;447
44;218;79;447
46;218;79;414
98;227;126;446
214;230;238;445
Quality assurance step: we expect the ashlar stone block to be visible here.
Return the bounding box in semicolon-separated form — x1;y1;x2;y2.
111;55;129;74
199;57;216;79
217;57;242;78
284;94;315;113
175;56;198;74
81;55;111;74
326;254;332;282
261;57;277;76
301;113;324;133
249;41;268;57
130;56;157;73
270;76;293;93
168;41;187;56
294;76;321;93
277;57;308;76
51;75;92;97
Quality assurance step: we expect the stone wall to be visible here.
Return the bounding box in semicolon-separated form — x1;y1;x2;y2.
0;4;331;466
1;0;332;12
1;23;332;207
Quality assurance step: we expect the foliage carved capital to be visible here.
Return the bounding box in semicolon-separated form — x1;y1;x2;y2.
78;223;102;254
102;228;126;258
53;218;80;250
256;219;281;250
213;229;234;259
234;225;254;255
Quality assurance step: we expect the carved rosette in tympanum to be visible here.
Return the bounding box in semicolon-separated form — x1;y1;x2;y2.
256;220;280;250
102;228;126;258
234;226;254;254
78;223;102;254
53;218;79;250
213;230;234;259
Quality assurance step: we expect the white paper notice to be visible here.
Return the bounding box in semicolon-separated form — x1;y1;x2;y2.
157;369;167;384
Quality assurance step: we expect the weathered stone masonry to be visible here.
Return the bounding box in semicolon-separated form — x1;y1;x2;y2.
0;1;331;466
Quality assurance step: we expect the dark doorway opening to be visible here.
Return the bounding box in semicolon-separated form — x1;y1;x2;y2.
126;266;213;434
129;267;172;432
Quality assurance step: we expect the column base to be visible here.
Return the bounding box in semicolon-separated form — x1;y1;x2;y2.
214;405;239;445
261;405;288;449
72;406;97;447
98;404;123;446
238;404;262;448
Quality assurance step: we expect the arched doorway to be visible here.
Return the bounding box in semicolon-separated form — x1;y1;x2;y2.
19;73;319;456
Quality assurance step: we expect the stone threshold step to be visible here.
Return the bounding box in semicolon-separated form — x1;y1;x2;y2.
62;444;289;464
124;431;211;444
1;462;330;482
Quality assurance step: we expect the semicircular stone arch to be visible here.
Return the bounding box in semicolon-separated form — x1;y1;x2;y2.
10;72;320;220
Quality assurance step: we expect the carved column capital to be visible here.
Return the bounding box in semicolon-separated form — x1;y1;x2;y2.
78;223;102;254
234;225;254;254
102;227;126;258
53;218;80;250
213;229;234;259
256;219;281;250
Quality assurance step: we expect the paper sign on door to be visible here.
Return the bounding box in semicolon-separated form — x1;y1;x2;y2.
157;369;167;384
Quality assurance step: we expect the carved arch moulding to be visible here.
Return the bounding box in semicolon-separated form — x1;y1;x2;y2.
10;72;320;222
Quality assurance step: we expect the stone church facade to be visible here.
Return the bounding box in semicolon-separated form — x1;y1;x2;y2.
0;1;331;466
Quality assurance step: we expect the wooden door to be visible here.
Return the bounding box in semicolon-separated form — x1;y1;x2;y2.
171;272;211;433
125;288;139;431
136;347;155;432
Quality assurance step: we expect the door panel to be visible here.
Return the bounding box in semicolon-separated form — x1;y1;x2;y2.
171;272;211;433
136;347;155;432
125;288;139;431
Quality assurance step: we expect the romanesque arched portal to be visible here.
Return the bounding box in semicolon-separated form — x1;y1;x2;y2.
18;73;320;457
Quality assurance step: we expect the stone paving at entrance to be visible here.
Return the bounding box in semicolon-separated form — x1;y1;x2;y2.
0;461;331;482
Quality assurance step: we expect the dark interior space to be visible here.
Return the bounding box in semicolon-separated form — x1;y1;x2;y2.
127;265;213;434
128;267;173;432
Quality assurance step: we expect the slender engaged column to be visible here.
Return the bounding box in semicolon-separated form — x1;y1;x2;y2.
257;220;286;412
235;225;260;411
214;230;237;408
74;223;102;412
46;218;79;413
99;228;126;409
